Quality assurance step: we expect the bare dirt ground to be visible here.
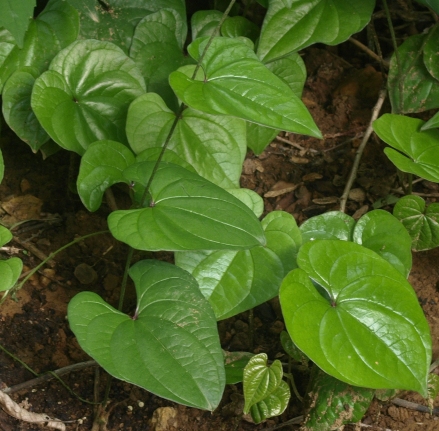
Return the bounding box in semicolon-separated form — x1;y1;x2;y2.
0;43;439;431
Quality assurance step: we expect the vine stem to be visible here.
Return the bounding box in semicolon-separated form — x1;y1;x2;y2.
339;86;387;213
138;0;236;207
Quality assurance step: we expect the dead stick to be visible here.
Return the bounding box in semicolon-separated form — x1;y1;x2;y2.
349;37;390;69
13;236;56;268
339;87;387;212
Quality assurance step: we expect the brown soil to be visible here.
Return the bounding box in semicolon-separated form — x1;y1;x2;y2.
1;43;439;431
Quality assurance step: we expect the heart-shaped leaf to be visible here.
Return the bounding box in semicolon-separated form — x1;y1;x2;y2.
126;93;247;189
250;381;290;424
373;114;439;182
77;140;136;212
108;162;265;251
31;39;146;155
388;33;439;113
393;195;439;251
191;10;223;40
65;0;186;54
257;0;375;62
169;37;322;138
2;67;49;150
303;367;374;431
175;211;300;320
221;16;260;42
280;240;431;395
0;258;23;292
243;353;284;413
68;259;225;410
129;9;192;111
0;0;34;48
300;211;355;242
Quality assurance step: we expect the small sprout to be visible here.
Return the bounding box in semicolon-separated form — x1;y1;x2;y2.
127;405;133;411
138;401;144;408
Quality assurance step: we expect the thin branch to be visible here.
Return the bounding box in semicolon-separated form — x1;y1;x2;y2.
339;86;387;212
349;37;390;69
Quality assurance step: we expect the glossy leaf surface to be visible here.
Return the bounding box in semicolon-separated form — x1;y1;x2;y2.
388;33;439;113
0;0;34;48
169;37;322;138
374;114;439;182
108;162;265;251
280;240;431;395
243;354;284;414
190;10;222;40
77;140;136;212
68;260;225;410
175;211;300;320
250;381;290;424
257;0;375;62
126;93;246;189
0;28;16;70
300;211;354;242
0;258;23;292
31;40;145;155
302;367;374;431
394;195;439;251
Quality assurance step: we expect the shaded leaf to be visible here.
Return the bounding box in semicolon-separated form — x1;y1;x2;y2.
280;240;431;395
68;259;225;410
221;16;259;42
169;37;322;138
0;27;16;70
374;114;439;182
280;330;308;363
0;0;34;48
31;40;145;155
257;0;375;62
77;140;136;212
108;162;266;251
224;351;254;384
393;195;439;251
191;10;222;40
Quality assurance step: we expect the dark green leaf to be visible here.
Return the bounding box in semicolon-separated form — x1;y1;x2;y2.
221;16;259;42
0;0;34;48
191;10;223;40
393;195;439;251
68;259;225;410
108;162;266;251
280;240;431;395
257;0;375;62
300;211;355;243
224;351;254;384
0;27;16;70
169;37;322;138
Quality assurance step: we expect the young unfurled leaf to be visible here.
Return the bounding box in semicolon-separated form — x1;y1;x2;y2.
68;259;225;410
280;240;431;396
169;37;322;138
31;40;146;155
257;0;375;62
175;211;300;320
393;195;439;251
374;114;439;182
108;162;266;251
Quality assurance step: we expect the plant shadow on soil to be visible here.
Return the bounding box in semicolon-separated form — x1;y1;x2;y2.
1;46;439;431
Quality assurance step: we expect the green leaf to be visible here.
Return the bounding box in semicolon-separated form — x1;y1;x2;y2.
126;93;246;189
191;10;222;40
169;37;322;138
226;188;264;218
423;24;439;80
302;367;374;431
280;240;431;395
221;16;259;42
0;225;12;247
373;114;439;182
0;0;34;48
31;39;146;155
2;67;49;151
0;27;16;70
393;195;439;251
246;123;279;156
0;148;4;184
250;381;290;424
353;209;412;277
129;9;191;112
77;140;136;212
65;0;186;54
68;259;225;410
280;330;308;363
388;33;439;113
416;0;439;13
108;162;266;251
243;353;284;413
175;211;300;320
422;111;439;130
224;351;254;384
0;257;23;292
257;0;375;62
300;211;355;243
0;18;59;94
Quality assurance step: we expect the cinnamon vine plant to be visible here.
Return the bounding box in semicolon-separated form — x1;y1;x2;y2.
0;0;435;428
